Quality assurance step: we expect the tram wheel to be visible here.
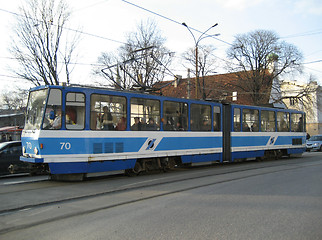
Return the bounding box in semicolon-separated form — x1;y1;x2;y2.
133;162;143;174
124;169;137;177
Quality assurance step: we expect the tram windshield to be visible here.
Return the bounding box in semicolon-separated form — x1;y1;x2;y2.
24;89;48;130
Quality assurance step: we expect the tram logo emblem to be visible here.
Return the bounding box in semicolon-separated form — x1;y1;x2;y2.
146;138;157;150
267;136;277;145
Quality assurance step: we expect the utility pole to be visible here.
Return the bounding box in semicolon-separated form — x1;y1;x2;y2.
187;68;191;99
182;23;219;99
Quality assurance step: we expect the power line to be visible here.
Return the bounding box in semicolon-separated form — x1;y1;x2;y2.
62;26;127;45
0;55;106;67
2;4;320;79
281;29;322;39
0;74;31;82
120;0;232;46
303;60;322;64
0;7;128;45
305;66;322;74
72;0;111;12
120;0;182;26
0;8;20;17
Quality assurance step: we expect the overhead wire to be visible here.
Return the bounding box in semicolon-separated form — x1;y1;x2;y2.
281;29;322;39
116;1;322;78
119;0;232;46
72;0;112;12
303;60;322;64
2;3;316;68
0;7;128;45
1;2;322;81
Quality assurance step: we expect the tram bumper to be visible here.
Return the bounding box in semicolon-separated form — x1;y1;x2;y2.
20;156;44;163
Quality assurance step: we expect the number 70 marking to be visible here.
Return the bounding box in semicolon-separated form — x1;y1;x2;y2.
60;142;71;150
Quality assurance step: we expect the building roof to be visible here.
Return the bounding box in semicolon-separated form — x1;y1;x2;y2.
155;71;273;106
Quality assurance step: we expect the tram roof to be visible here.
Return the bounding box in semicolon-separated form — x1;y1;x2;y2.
29;84;223;105
29;84;305;114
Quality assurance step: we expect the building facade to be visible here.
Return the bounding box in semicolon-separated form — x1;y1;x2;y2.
280;80;322;136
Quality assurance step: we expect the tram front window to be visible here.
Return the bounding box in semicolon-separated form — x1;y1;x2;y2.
42;89;62;130
24;89;48;130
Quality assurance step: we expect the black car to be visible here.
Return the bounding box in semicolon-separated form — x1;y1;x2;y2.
0;141;28;175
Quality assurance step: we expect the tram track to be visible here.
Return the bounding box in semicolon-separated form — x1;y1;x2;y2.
1;155;321;234
0;155;319;215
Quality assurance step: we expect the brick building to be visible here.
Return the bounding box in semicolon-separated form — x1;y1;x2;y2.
156;71;273;106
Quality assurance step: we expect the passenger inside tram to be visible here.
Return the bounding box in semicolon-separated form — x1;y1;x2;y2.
146;118;158;131
101;106;114;130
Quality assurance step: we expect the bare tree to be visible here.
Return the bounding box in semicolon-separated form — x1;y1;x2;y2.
9;0;79;86
93;52;121;88
96;19;173;90
1;89;29;110
182;44;217;99
226;29;303;105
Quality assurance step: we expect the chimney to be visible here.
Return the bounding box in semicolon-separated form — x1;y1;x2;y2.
173;75;182;88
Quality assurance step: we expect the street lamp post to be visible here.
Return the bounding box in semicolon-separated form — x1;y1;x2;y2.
182;23;218;99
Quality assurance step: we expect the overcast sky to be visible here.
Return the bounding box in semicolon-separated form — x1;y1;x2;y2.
1;0;322;94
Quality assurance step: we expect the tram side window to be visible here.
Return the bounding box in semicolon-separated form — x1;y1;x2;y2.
65;92;85;130
291;113;304;132
90;94;127;131
43;89;62;130
233;108;241;131
242;109;259;132
131;98;160;131
190;104;211;131
163;101;188;131
213;106;221;131
277;112;290;132
261;110;276;132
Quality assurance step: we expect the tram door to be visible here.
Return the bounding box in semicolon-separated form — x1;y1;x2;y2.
222;104;232;162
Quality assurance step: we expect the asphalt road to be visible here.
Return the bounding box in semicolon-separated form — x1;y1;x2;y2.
1;152;322;240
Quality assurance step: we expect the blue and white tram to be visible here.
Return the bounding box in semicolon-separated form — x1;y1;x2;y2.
226;104;306;161
20;85;306;180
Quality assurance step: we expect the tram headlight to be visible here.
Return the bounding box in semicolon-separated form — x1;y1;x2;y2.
22;146;26;154
34;147;39;155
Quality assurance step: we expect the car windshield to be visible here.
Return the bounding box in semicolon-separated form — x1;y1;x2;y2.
309;136;322;141
24;89;48;130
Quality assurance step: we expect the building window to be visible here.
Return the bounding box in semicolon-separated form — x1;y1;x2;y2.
290;97;298;106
